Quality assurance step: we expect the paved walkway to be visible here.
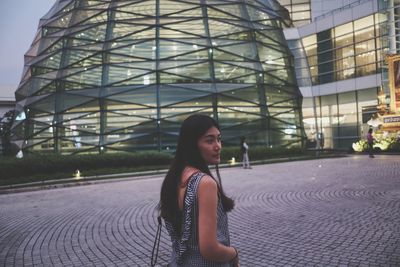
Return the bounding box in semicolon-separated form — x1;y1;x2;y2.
0;155;399;267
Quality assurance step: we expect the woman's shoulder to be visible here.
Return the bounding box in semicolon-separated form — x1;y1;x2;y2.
187;172;217;194
197;174;218;193
198;174;216;184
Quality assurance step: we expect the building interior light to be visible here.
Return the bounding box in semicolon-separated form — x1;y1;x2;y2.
16;111;26;121
74;169;81;179
143;75;150;85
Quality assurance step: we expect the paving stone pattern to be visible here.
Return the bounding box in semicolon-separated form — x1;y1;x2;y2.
0;155;399;266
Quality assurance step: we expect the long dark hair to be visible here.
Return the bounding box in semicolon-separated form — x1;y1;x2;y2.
160;114;234;234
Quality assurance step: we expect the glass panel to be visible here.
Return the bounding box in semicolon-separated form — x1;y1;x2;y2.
338;91;357;128
208;4;242;18
159;86;208;107
355;61;376;77
336;67;355;80
215;42;256;60
167;20;207;36
335;45;355;80
119;27;155;40
357;87;378;136
354;26;375;43
334;22;353;38
355;39;375;55
221;86;261;104
375;13;388;37
306;54;317;67
335;33;353;48
302;34;316;47
120;1;155;16
320;95;338;148
292;11;310;21
64;66;102;87
108;87;157;107
71;24;107;43
354;15;374;31
64;50;102;68
335;44;354;60
112;24;153;39
302;97;317;147
159;40;204;59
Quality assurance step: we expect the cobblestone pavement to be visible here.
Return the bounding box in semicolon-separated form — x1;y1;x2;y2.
1;155;400;267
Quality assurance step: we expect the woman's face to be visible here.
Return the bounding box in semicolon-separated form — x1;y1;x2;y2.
197;126;221;165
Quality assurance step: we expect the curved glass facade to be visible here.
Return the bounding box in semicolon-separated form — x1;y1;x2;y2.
12;0;304;154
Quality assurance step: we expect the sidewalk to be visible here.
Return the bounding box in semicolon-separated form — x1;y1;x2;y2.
0;155;399;266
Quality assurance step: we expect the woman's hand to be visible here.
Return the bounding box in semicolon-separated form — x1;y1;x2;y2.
230;247;239;267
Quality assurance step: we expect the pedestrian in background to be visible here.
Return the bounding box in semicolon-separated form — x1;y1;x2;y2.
240;137;251;169
158;114;240;267
367;128;375;158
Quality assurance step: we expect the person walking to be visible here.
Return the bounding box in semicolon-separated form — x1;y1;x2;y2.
240;137;251;169
158;114;240;267
367;128;375;158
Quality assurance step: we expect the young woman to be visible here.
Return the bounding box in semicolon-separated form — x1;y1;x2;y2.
159;114;240;266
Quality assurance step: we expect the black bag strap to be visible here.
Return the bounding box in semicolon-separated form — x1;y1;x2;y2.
151;215;162;267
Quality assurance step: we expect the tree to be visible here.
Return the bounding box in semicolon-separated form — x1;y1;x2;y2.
0;109;16;156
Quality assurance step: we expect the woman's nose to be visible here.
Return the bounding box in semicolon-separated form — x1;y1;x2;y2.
215;141;221;150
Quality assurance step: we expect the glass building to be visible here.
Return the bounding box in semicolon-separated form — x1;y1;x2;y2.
12;0;305;154
281;0;398;149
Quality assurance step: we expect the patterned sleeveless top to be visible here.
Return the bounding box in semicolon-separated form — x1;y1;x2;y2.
165;172;232;267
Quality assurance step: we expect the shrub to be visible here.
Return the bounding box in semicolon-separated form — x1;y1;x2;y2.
388;139;400;152
352;139;369;152
220;146;306;163
0;146;313;184
352;137;400;152
0;151;173;181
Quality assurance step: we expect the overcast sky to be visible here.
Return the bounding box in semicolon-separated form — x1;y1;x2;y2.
0;0;56;100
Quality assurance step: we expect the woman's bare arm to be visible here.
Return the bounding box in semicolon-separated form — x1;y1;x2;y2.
197;175;237;263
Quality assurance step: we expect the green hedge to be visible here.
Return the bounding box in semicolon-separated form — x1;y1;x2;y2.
0;146;308;185
220;146;306;162
0;151;173;181
352;138;400;152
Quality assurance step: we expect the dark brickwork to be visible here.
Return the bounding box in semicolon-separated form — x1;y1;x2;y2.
0;155;399;266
